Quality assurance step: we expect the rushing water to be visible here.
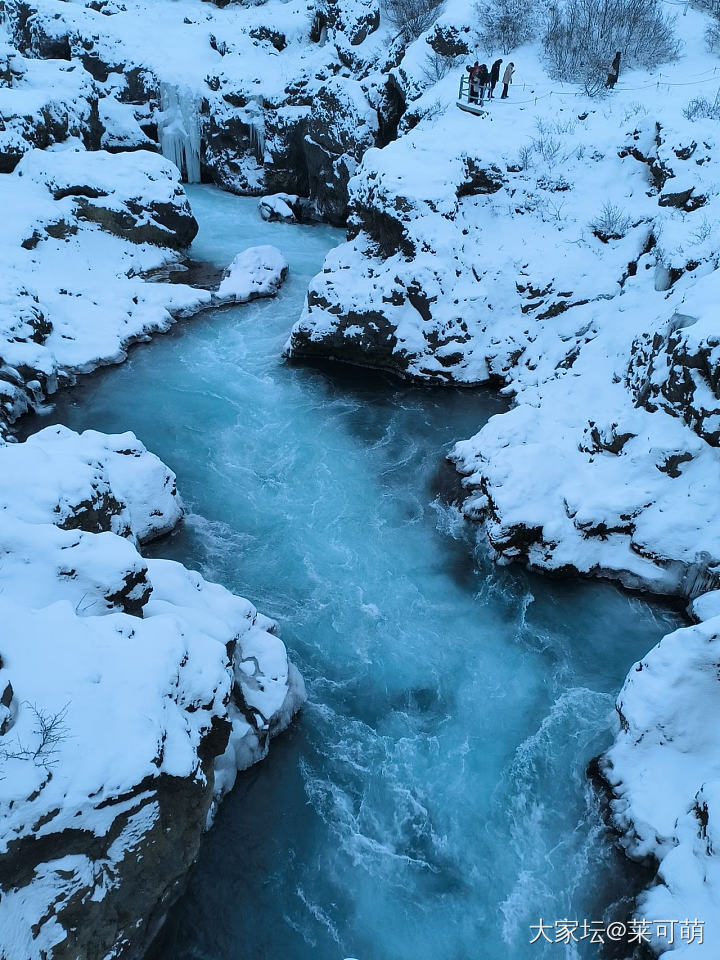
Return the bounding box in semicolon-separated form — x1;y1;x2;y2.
31;186;682;960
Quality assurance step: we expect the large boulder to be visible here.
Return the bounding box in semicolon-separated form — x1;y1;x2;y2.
15;148;199;248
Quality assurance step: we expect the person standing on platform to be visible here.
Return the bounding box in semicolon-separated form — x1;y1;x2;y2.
500;62;515;99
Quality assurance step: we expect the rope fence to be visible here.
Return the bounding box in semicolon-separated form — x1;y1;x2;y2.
458;63;720;108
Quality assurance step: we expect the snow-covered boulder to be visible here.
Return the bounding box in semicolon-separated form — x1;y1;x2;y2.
16;147;198;248
99;94;157;152
628;294;720;448
258;192;299;222
217;244;288;301
0;426;305;960
0;146;206;433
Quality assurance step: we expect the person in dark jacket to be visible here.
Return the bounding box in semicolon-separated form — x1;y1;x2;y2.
488;59;503;99
606;51;621;88
466;60;480;103
477;63;489;102
500;62;514;98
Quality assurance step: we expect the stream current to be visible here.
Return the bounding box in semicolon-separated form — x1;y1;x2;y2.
32;186;682;960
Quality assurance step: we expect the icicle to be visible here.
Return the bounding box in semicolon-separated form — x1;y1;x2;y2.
158;83;202;184
248;121;265;166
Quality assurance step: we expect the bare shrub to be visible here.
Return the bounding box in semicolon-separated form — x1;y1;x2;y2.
621;100;649;122
476;0;536;55
420;49;458;83
689;216;712;245
0;702;69;769
533;131;563;164
590;201;633;241
385;0;445;41
707;14;720;52
518;143;534;169
543;0;680;88
517;118;579;169
683;89;720;121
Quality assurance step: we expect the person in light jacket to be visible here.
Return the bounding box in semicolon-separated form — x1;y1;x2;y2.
500;62;514;99
488;58;503;99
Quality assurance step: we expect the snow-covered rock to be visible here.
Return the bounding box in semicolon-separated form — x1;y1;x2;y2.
0;144;204;433
217;244;288;300
0;49;101;172
1;0;393;219
600;592;720;956
0;142;290;435
16;146;198;247
0;425;305;960
258;192;298;222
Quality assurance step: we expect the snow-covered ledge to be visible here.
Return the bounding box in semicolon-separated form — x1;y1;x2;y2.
0;426;305;960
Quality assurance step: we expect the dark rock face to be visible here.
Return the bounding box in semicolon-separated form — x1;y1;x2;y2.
426;23;471;57
456;159;505;197
289;300;400;372
658;187;706;211
263;79;379;224
376;73;406;149
628;318;720;447
0;765;219;960
304;81;377;224
249;25;286;50
202;106;265;195
73;190;199;248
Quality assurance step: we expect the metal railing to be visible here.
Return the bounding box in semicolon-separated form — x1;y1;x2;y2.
458;73;487;104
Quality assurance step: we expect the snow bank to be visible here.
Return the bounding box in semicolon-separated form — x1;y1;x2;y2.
601;595;720;956
0;426;305;959
0;143;290;435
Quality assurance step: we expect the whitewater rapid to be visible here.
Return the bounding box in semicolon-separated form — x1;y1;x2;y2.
35;186;681;960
